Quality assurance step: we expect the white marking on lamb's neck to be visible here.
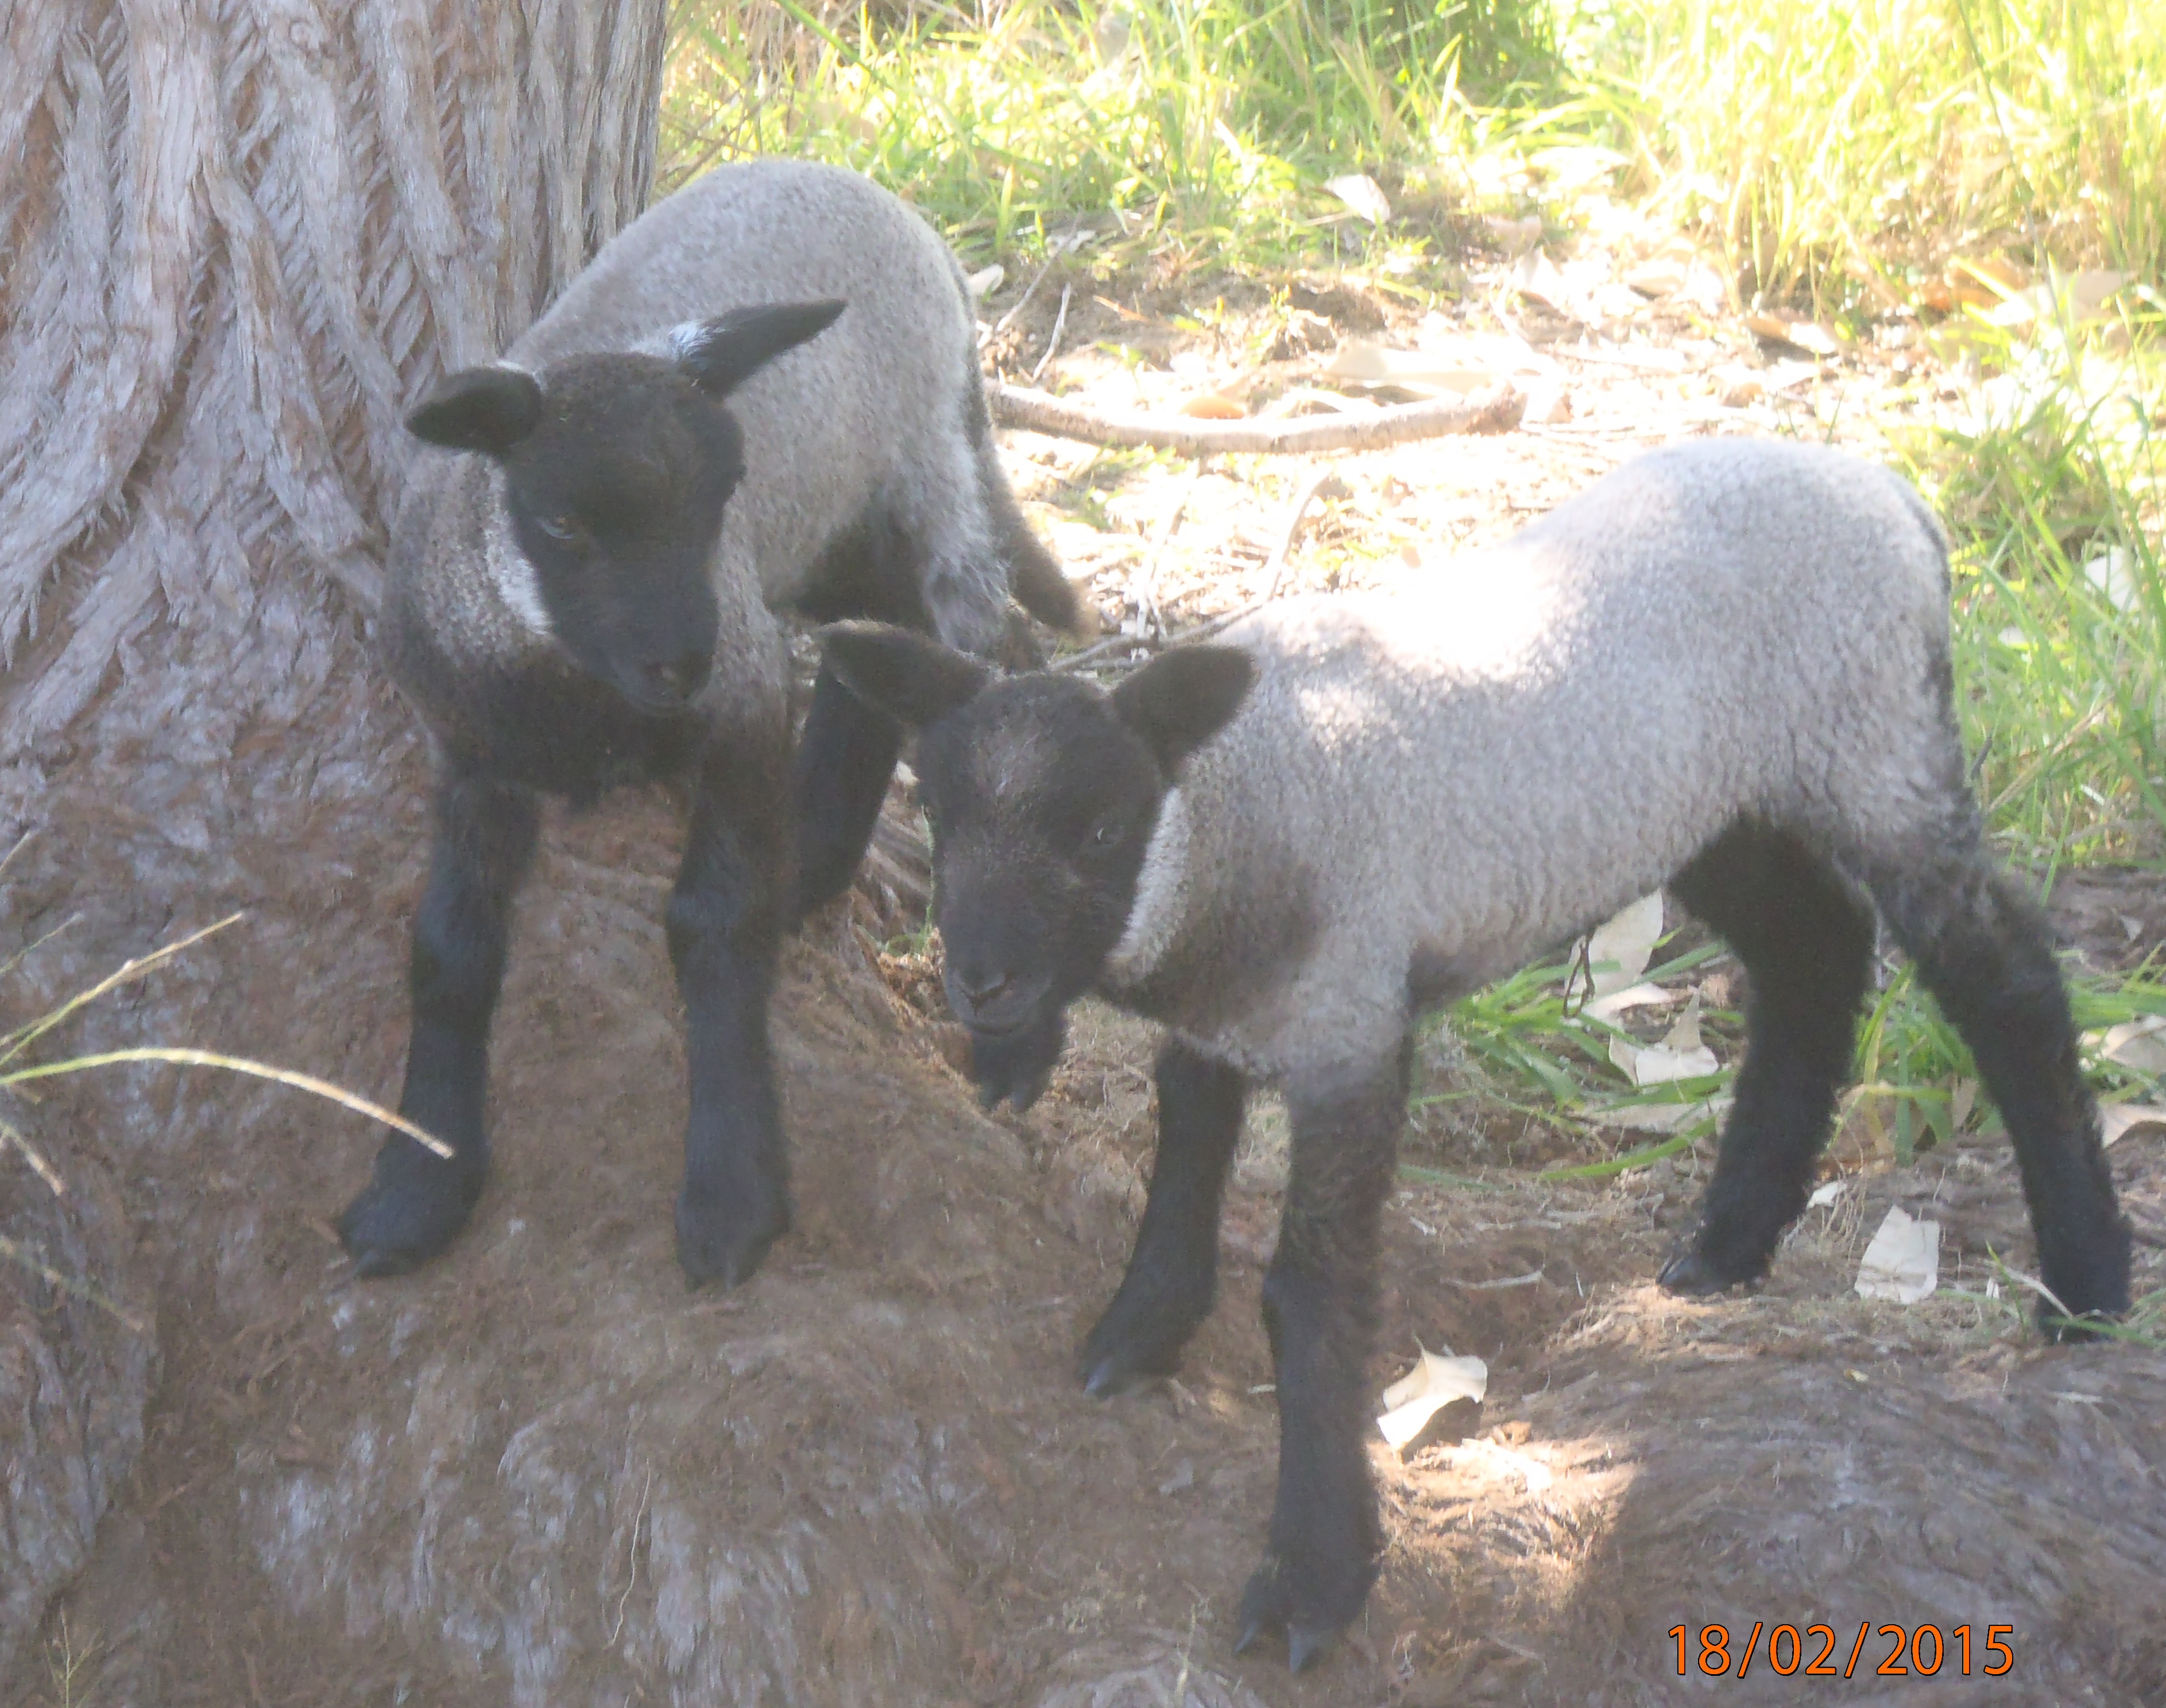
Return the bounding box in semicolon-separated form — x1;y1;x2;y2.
483;471;555;640
1103;786;1190;987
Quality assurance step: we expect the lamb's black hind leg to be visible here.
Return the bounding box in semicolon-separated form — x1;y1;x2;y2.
1859;838;2131;1333
1661;821;1875;1293
790;660;903;923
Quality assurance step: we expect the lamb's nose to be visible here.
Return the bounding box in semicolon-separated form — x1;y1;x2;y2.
956;967;1012;1005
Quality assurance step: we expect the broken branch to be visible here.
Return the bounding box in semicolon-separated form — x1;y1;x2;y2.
991;381;1523;453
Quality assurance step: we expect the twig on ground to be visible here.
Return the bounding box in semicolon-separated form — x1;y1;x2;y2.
1053;463;1338;673
992;381;1523;454
985;257;1057;346
1261;465;1341;599
1028;282;1073;386
1129;456;1205;637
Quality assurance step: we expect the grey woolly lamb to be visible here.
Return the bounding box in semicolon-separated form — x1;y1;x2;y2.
818;435;2132;1669
338;160;1079;1289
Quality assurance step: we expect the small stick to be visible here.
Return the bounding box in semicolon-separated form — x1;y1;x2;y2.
1130;456;1204;637
985;257;1057;345
1053;464;1337;673
1028;282;1073;387
992;381;1522;454
1261;464;1339;600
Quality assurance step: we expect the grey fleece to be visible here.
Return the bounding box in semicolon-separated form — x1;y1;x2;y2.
389;160;1014;727
1101;437;1957;1080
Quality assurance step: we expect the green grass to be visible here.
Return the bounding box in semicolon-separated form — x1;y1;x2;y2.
663;0;1557;268
1425;921;2166;1178
665;0;2165;293
1540;0;2166;317
1899;295;2166;864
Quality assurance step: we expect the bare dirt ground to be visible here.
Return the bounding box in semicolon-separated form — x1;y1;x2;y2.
4;226;2166;1706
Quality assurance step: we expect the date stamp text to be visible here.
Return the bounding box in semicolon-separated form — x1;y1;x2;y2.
1668;1622;2016;1678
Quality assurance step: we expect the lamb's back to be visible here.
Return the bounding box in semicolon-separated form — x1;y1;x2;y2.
1174;439;1955;1073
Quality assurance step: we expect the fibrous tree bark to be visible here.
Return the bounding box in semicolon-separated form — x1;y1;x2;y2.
0;0;667;1672
0;0;667;746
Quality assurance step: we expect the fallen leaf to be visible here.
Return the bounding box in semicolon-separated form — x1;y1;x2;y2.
1807;1179;1846;1210
2095;1016;2166;1075
1609;1033;1720;1087
1324;173;1391;226
1744;313;1843;357
1587;1094;1731;1134
1511;248;1576;316
1855;1205;1940;1303
1950;1079;1978;1132
1579;892;1665;1001
1525;144;1626;192
2102;1103;2166;1147
1986;269;2130;328
1378;1349;1487;1450
1608;993;1719;1087
1177;392;1246;419
1518;379;1572;424
1484;212;1544;255
1659;996;1705;1053
2083;547;2145;614
965;263;1004;300
1583;979;1677;1023
1623;253;1726;310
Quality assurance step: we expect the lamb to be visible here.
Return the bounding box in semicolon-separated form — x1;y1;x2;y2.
337;160;1079;1289
818;435;2133;1670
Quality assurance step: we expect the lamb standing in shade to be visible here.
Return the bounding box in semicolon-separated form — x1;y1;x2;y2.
338;161;1078;1288
819;436;2132;1670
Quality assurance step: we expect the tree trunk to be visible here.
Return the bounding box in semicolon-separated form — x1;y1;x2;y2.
0;0;664;1676
0;0;666;746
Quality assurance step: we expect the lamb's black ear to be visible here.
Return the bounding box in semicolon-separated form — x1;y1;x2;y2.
672;300;847;398
405;365;544;456
820;622;993;729
1111;645;1255;773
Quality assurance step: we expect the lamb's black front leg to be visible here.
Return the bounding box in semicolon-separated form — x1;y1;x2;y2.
671;713;795;1288
1235;1044;1404;1672
339;770;540;1276
790;659;904;924
1080;1040;1247;1395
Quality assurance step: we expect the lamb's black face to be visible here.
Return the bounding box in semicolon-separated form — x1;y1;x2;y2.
407;300;845;716
500;355;736;711
919;677;1166;1107
821;622;1255;1111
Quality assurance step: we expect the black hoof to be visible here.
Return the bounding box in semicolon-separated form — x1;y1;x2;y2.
1078;1285;1209;1398
1658;1246;1754;1296
2038;1224;2133;1339
969;1016;1065;1114
787;865;852;932
1232;1555;1368;1672
336;1139;482;1278
675;1187;792;1290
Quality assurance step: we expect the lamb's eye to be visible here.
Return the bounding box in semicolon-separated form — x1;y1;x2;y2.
535;513;585;545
